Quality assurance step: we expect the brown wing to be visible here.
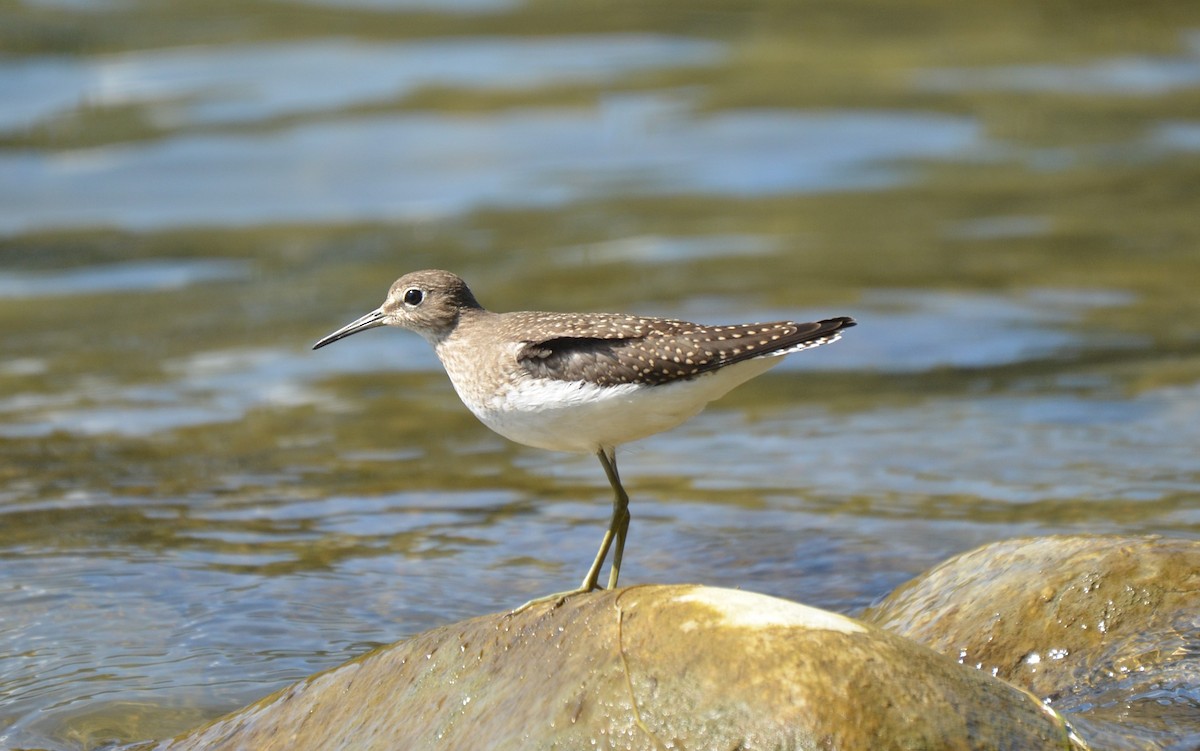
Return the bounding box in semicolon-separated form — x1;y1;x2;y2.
516;315;855;387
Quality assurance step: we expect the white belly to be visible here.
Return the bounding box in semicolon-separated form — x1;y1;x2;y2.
451;356;784;454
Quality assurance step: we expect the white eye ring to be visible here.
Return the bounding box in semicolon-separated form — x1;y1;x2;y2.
403;288;424;306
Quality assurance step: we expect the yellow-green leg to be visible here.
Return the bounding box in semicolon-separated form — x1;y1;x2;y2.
597;447;630;590
511;447;630;614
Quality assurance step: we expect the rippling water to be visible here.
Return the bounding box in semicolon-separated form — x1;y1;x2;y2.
3;1;1200;749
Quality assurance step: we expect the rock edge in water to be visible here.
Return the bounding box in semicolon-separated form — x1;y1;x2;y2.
866;534;1200;750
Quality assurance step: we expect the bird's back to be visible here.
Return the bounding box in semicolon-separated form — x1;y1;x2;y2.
501;311;853;388
433;310;853;453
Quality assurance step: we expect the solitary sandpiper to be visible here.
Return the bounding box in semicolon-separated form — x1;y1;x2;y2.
313;269;855;602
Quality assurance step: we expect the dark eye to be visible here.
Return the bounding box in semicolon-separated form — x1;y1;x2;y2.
403;288;423;306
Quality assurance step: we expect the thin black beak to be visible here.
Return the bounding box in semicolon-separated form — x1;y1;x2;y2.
312;309;386;350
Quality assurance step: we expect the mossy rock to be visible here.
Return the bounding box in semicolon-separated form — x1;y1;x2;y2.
152;585;1080;750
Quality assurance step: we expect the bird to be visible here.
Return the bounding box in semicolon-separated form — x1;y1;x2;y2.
313;269;855;605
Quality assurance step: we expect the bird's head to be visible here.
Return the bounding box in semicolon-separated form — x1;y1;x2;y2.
312;269;483;349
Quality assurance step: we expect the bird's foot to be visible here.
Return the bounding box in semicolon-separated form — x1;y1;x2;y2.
509;584;603;616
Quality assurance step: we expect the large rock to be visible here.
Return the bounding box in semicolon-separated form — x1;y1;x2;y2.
864;535;1200;750
150;585;1079;751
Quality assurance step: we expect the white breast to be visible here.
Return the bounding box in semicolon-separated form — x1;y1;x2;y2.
443;354;785;454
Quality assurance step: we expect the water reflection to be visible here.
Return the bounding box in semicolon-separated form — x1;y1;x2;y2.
0;36;723;132
552;233;778;266
942;215;1052;241
815;288;1138;371
632;386;1199;504
284;0;515;11
0;259;249;298
1155;121;1200;151
0;97;982;233
919;31;1200;95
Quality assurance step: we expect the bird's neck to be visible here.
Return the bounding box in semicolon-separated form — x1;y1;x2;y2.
427;306;492;348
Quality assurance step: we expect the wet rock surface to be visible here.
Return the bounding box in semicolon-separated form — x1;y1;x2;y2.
865;535;1200;751
149;585;1078;751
